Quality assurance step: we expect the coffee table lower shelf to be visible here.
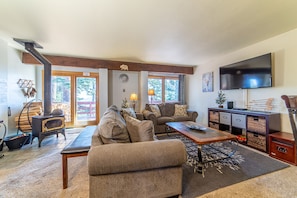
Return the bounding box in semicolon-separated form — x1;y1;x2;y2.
165;121;238;176
194;141;238;175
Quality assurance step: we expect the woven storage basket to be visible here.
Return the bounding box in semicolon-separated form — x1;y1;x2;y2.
247;116;266;134
209;122;219;130
247;132;266;151
209;111;219;122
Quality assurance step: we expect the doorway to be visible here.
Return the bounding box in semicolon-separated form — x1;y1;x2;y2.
51;71;99;127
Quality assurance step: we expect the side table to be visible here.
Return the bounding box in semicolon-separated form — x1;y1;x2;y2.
269;132;296;165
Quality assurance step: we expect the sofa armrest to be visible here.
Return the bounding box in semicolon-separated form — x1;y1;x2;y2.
91;126;104;147
187;110;198;122
135;113;144;121
88;139;186;176
142;110;157;125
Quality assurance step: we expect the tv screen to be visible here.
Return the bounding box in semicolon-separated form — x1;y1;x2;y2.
220;53;272;90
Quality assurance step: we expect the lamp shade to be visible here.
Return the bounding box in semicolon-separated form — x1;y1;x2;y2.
148;89;155;96
130;93;138;101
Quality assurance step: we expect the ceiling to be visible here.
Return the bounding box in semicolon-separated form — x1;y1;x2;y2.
1;0;297;66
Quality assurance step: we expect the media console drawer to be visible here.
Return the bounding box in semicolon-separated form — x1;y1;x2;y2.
247;132;266;152
219;112;231;125
247;116;266;134
269;132;296;165
232;114;246;129
209;110;219;122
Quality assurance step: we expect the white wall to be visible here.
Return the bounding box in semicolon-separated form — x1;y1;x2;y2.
110;70;140;111
98;68;108;118
0;39;8;138
188;28;297;133
0;39;37;136
7;47;36;135
139;71;149;111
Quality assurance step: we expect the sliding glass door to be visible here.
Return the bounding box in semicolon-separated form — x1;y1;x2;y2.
76;77;97;124
51;71;99;127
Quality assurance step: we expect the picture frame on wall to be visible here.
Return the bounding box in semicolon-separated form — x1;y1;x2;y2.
202;72;213;92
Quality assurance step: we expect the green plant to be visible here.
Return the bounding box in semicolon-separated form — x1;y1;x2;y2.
216;90;226;105
121;98;129;108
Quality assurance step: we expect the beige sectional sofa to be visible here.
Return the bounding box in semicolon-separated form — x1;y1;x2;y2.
142;103;198;134
88;105;187;198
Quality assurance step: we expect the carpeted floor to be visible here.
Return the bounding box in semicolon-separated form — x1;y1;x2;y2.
0;130;296;198
0;128;88;198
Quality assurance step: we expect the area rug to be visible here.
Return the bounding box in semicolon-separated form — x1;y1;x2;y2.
173;134;244;174
158;134;290;198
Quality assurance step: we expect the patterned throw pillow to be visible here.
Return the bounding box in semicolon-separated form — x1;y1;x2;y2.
174;104;188;116
149;104;161;117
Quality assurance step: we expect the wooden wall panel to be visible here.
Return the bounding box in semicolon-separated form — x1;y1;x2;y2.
22;52;194;74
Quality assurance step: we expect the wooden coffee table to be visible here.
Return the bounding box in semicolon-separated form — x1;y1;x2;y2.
166;121;238;174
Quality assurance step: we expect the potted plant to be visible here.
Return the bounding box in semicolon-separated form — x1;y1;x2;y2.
121;98;129;108
216;90;226;108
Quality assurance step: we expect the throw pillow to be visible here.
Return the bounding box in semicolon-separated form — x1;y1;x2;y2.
174;104;188;116
98;105;131;144
125;115;155;142
121;108;136;119
149;104;161;117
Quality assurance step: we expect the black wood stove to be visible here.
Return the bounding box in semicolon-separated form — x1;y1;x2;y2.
32;115;65;147
14;38;66;147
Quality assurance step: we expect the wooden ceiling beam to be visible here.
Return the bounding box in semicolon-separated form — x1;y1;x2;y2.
22;52;194;74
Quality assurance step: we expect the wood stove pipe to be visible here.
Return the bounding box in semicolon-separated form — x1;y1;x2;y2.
14;38;52;116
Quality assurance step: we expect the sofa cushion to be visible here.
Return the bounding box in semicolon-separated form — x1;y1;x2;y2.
97;105;131;144
149;104;161;117
157;116;175;125
165;103;178;116
157;103;165;116
121;108;136;119
125;116;155;142
174;104;188;116
173;116;191;122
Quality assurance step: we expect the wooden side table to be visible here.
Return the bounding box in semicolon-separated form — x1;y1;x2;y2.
269;132;297;165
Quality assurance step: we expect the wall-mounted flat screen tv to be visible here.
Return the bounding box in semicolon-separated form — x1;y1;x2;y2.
220;53;272;90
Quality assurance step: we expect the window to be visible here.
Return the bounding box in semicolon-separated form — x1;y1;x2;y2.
148;75;179;103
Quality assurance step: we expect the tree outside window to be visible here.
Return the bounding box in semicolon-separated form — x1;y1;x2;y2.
148;75;179;103
165;79;179;102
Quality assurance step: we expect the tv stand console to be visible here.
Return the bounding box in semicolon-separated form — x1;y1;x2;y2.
208;108;281;153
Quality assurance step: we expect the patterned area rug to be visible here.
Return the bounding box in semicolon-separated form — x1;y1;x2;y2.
159;134;245;174
158;133;290;197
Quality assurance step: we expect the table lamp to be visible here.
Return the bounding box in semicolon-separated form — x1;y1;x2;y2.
130;93;138;110
148;89;155;104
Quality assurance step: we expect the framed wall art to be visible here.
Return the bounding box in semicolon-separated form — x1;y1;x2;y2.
202;72;213;92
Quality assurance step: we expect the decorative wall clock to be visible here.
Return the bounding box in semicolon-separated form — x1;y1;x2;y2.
119;74;129;82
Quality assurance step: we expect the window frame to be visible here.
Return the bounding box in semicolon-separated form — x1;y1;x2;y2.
148;74;179;103
49;71;99;127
